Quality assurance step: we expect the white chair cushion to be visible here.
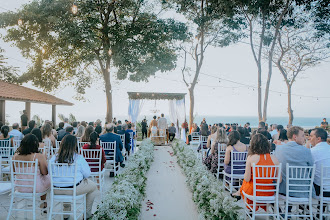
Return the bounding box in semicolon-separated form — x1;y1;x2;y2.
244;193;276;202
0;182;11;194
1;166;10;173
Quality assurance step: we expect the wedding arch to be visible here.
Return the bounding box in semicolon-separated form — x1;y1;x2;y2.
127;92;186;136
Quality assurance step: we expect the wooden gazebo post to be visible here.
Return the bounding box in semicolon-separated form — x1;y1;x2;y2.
25;102;31;121
52;105;56;126
0;100;5;123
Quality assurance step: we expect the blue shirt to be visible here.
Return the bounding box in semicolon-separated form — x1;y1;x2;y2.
99;132;123;163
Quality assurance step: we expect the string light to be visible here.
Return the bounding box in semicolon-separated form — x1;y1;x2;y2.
71;2;78;14
18;19;23;26
108;49;112;56
41;48;46;54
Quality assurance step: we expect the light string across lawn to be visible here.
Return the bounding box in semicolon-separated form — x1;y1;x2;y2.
93;139;154;220
172;140;242;220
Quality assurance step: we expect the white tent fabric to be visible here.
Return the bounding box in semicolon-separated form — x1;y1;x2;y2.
128;99;144;123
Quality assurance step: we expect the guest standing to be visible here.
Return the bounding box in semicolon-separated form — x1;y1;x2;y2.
20;110;28;131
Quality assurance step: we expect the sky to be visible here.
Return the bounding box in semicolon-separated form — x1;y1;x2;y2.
1;0;329;125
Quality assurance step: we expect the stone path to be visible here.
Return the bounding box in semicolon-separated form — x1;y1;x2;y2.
140;145;199;220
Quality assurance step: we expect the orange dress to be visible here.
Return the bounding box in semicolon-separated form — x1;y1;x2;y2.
240;154;275;210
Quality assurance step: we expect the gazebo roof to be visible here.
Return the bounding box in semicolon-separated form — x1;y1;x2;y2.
0;81;73;106
127;92;186;100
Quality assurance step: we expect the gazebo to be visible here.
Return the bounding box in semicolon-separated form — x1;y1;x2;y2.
127;92;186;137
0;81;73;125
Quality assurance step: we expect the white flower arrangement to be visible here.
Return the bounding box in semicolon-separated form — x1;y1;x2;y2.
172;140;242;220
93;139;154;220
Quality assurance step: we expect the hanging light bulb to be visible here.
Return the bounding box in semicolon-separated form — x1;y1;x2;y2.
18;19;23;26
41;48;46;54
137;92;140;96
108;49;112;56
72;2;78;14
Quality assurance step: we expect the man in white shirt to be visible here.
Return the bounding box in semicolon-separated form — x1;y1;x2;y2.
9;123;23;140
158;113;167;136
270;124;278;139
63;118;70;129
310;128;330;197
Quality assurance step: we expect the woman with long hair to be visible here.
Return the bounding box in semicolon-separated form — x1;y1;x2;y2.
233;134;280;210
49;135;97;219
42;123;56;147
0;125;14;146
75;125;85;138
224;130;248;174
80;125;94;142
203;127;228;173
12;134;50;206
31;128;45;150
82;132;106;172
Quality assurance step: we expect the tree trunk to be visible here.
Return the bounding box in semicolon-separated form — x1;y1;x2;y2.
287;84;293;125
188;87;194;131
102;69;113;123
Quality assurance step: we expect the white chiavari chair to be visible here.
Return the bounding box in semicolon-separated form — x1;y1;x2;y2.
100;141;119;176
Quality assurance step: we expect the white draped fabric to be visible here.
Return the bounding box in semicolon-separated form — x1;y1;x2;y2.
176;99;186;125
168;99;186;139
128;99;144;123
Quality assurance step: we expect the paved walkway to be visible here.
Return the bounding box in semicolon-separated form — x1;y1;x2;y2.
140;145;199;220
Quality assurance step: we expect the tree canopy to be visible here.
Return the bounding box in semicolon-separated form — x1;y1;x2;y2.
0;0;189;120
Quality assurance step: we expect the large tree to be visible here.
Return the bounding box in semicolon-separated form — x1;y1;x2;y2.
0;47;18;82
272;6;330;125
0;0;188;122
227;0;316;122
163;0;243;129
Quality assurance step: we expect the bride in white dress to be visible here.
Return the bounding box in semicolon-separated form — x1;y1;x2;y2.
150;116;158;137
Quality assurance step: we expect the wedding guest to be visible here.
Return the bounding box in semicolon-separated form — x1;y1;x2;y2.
275;126;315;198
117;123;131;155
31;128;45;150
258;121;272;140
273;129;288;146
257;128;276;151
0;125;14;146
57;126;74;141
80;121;87;128
116;120;123;132
141;119;148;140
42;123;56;147
272;125;284;141
244;122;251;133
47;121;58;139
200;122;209;137
321;118;328;129
206;125;218;149
23;120;36;135
75;125;85;138
95;124;102;135
234;134;280;207
63;118;70;129
168;123;176;142
20;110;29;131
310;128;330;197
99;123;125;170
224;131;248;174
56;122;64;132
80;125;95;142
204;127;228;173
82;132;106;172
12;134;50;206
9;123;23;140
238;126;250;145
72;122;78;134
49;135;97;219
270;124;278;139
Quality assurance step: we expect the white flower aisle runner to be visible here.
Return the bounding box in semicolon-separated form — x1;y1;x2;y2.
141;145;199;219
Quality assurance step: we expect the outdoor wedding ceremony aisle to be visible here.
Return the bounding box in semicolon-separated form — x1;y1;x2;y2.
140;145;199;220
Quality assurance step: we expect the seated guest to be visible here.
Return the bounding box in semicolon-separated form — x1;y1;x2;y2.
187;123;199;144
31;128;45;150
95;125;102;135
9;123;24;140
244;122;251;133
23;120;36;135
257;128;276;151
42;123;56;148
117;123;131;155
200;122;209;137
12;134;50;205
49;135;97;219
206;125;218;149
270;124;278;139
75;125;85;138
80;125;94;142
99;123;125;169
258;121;272;140
82;132;106;172
116;120;122;132
0;125;14;146
238;126;250;145
275;126;315;198
235;134;280;207
273;129;288;146
80;121;87;128
272;125;284;141
126;123;136;152
224;131;248;174
310;128;330;197
63;118;70;129
168;123;176;142
204;127;228;173
72;122;78;135
47;121;57;139
56;122;64;132
57;126;74;141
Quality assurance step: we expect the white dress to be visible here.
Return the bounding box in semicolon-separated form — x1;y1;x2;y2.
151;126;158;137
181;128;186;142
